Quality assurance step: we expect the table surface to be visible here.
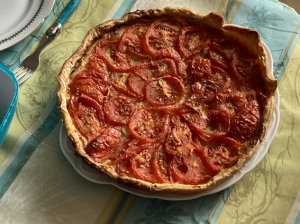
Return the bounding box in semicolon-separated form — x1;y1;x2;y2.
0;0;300;223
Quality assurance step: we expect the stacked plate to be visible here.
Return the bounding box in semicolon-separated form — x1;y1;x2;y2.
0;0;55;50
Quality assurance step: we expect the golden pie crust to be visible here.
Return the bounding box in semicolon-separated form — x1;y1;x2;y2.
57;7;277;193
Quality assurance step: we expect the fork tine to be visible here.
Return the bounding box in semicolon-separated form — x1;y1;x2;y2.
14;66;29;80
18;69;34;85
13;66;21;74
12;65;33;85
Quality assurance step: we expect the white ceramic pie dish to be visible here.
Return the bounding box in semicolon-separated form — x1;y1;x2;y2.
59;42;280;200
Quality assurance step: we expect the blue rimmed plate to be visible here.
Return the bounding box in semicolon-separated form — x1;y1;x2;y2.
0;63;18;147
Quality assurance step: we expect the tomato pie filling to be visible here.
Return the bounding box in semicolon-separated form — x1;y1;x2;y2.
59;9;277;191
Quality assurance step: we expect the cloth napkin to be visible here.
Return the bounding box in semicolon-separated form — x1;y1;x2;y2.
0;0;299;223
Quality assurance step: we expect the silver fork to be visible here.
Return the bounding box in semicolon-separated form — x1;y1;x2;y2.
13;27;59;84
13;0;81;85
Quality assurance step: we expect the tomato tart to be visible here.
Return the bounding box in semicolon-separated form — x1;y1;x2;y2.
57;7;277;193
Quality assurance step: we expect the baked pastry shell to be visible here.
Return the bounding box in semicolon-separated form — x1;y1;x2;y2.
57;7;277;193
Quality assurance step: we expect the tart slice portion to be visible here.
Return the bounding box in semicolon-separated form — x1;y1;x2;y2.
58;7;277;193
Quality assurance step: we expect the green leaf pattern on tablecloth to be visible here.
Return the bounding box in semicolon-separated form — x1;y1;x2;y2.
241;6;284;38
134;200;189;224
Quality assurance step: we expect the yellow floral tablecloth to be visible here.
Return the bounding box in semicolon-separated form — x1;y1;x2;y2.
0;0;300;223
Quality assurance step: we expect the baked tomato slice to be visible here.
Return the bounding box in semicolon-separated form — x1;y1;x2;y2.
229;100;260;142
233;77;258;98
116;158;131;175
93;40;140;72
224;90;260;142
170;143;212;184
145;76;185;106
127;73;146;98
178;27;222;56
69;69;109;95
199;137;248;174
72;95;105;141
86;56;109;75
152;47;180;60
209;66;231;92
214;39;241;59
116;138;141;160
103;93;136;125
110;72;139;97
184;43;210;61
133;59;179;80
182;107;230;141
112;138;141;175
69;78;105;105
188;67;231;103
208;44;229;71
110;72;130;94
189;56;212;80
143;20;181;56
175;59;188;80
165;116;192;157
130;143;158;183
182;112;207;136
224;90;248;116
85;126;122;160
184;85;213;110
151;146;173;183
128;108;169;143
153;103;192;115
230;49;257;80
216;39;259;81
232;77;267;111
133;62;155;80
118;23;150;58
154;58;177;77
199;109;230;141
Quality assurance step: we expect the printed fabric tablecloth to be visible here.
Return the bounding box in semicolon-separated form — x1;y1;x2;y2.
0;0;300;223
